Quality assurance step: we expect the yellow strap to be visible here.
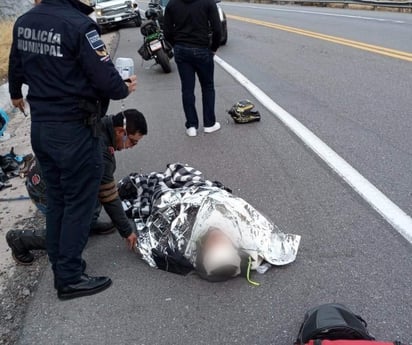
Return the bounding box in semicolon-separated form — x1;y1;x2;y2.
246;256;260;287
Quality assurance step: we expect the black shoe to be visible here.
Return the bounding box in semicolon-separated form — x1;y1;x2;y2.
90;221;116;236
54;259;87;289
57;274;112;300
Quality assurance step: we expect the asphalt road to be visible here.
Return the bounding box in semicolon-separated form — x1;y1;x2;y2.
17;4;411;345
219;3;412;218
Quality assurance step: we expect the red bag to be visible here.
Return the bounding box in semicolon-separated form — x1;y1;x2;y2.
306;340;403;345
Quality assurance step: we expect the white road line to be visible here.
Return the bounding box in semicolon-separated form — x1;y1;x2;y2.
214;55;412;244
221;3;405;23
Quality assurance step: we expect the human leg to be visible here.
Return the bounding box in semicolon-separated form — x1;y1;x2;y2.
174;45;198;129
31;122;64;272
194;48;217;128
56;122;103;286
32;121;104;288
55;125;112;299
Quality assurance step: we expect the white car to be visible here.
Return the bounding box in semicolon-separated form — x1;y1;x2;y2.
94;0;142;30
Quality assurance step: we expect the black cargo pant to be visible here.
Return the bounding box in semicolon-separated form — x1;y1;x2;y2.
31;120;103;287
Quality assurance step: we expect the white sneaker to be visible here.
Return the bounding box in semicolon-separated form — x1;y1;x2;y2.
186;127;197;137
204;122;221;133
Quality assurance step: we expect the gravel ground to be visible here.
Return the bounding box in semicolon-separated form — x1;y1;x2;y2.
0;31;119;345
0;0;33;19
0;214;46;345
0;96;39;345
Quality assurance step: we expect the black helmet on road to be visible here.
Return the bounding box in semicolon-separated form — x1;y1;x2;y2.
228;100;261;124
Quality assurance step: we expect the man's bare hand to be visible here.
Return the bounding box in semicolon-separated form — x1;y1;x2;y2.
126;232;137;250
125;75;137;94
12;98;25;113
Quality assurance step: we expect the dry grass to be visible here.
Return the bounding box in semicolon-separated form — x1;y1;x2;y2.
0;20;14;82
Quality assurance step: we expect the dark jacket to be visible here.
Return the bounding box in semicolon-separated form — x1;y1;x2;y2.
100;116;133;238
163;0;222;52
8;0;128;122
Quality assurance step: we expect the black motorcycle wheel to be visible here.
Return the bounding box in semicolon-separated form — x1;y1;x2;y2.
156;48;171;73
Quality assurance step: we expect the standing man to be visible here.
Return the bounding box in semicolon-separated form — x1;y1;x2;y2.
163;0;222;137
8;0;137;300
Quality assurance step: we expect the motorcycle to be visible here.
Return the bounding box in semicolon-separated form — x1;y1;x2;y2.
137;7;172;73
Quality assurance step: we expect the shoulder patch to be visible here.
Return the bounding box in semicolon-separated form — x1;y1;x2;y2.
31;174;41;185
85;30;104;50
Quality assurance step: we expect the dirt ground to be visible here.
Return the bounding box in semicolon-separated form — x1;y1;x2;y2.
0;31;118;345
0;106;38;289
0;103;47;345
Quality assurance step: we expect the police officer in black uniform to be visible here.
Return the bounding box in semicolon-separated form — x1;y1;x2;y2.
8;0;137;300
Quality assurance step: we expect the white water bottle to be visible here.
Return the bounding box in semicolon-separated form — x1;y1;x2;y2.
115;57;134;80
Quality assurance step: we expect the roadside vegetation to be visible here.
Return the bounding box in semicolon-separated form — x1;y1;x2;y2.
0;20;14;82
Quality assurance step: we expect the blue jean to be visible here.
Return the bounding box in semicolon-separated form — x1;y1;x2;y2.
31;121;103;286
174;44;216;129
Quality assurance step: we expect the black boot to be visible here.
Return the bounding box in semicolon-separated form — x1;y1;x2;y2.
90;221;116;236
5;229;46;265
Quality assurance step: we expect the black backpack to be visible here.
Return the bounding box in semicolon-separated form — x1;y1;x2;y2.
295;303;375;345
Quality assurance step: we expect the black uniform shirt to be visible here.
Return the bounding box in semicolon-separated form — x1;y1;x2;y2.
8;0;129;121
163;0;222;52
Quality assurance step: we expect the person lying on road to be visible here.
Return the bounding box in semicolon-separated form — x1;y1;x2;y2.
118;163;301;282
